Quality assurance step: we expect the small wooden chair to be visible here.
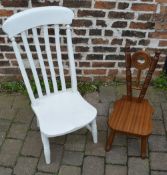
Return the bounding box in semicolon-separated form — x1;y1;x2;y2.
105;46;160;158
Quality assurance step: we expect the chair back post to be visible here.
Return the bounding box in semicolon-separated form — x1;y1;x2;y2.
2;7;77;103
138;51;160;102
125;45;132;100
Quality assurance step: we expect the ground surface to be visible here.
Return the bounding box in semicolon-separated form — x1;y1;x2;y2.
0;85;167;175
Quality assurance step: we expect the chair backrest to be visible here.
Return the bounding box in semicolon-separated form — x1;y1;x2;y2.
2;6;77;104
125;46;160;102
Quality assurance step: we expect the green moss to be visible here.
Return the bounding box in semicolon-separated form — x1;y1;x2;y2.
0;80;104;96
153;72;167;90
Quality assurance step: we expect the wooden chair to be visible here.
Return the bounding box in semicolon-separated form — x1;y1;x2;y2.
3;7;98;164
105;46;160;158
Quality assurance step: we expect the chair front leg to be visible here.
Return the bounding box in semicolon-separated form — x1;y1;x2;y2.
105;129;115;152
41;132;51;164
91;119;98;143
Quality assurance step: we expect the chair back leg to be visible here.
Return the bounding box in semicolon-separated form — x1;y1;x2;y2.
141;136;148;159
91;119;98;143
41;133;51;164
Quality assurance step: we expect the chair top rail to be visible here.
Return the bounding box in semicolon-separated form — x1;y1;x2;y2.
2;6;74;38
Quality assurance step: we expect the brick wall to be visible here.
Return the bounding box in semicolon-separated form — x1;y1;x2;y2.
0;0;167;82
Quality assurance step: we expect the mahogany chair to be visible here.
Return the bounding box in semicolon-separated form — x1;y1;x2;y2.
105;46;160;158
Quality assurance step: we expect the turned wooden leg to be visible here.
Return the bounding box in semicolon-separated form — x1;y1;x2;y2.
141;136;148;159
105;129;115;152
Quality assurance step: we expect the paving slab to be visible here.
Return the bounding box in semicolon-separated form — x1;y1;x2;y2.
152;104;163;120
0;139;22;167
58;165;81;175
84;92;100;104
14;108;34;124
62;151;84;166
37;144;63;173
21;131;42;157
128;138;141;157
105;165;127;175
106;146;127;165
152;120;166;135
99;86;117;103
0;95;15;108
149;135;167;152
35;172;54;175
0;119;11;132
151;171;167;175
65;134;86;151
0;86;166;175
113;133;127;147
161;103;167;112
82;156;104;175
128;157;149;175
7;123;29;140
14;157;38;175
150;152;167;171
12;95;30;109
50;135;66;145
0;167;12;175
97;116;108;131
85;131;106;157
0;132;6;147
0;108;17;120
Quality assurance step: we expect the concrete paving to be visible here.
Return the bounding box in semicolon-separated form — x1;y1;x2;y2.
0;85;167;175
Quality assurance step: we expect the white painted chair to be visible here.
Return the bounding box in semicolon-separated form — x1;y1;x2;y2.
3;6;97;164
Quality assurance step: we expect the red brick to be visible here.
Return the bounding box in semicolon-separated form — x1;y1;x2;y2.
2;0;28;7
94;76;115;82
83;69;106;75
75;46;89;52
149;32;167;39
108;69;118;76
159;40;167;47
31;0;59;6
160;6;167;14
92;62;115;67
130;22;154;30
111;39;123;45
79;62;90;67
155;23;167;30
0;68;20;75
155;0;167;2
5;53;16;60
78;10;105;17
95;1;116;9
0;37;5;43
131;3;157;11
0;10;13;16
63;0;91;8
92;38;109;45
77;76;92;82
72;19;92;27
0;61;10;67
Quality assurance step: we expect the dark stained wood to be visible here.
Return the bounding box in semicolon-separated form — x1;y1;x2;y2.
106;48;160;159
138;51;160;102
125;45;132;100
109;96;153;136
141;136;148;159
105;129;115;152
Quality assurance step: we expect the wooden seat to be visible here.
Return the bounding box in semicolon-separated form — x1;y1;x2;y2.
106;46;160;158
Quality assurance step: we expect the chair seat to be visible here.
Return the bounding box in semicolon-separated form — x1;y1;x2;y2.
32;91;97;137
108;96;154;136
